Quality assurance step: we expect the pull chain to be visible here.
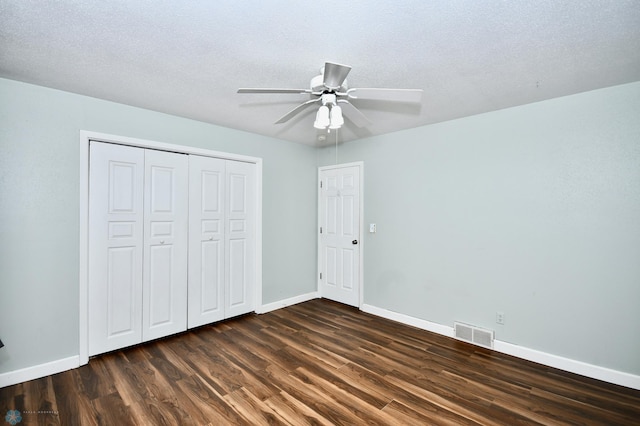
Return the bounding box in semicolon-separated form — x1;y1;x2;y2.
335;128;338;165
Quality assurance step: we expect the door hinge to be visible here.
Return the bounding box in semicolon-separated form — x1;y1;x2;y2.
320;180;323;189
320;272;322;280
320;226;322;234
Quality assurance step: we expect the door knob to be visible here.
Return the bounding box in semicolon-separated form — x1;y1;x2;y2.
352;240;358;245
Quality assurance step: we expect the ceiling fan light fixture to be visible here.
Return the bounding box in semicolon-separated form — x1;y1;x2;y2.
329;105;344;129
314;105;330;129
237;61;423;134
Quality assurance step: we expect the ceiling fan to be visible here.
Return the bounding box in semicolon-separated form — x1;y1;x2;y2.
238;62;423;131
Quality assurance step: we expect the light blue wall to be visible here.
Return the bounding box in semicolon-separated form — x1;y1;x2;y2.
318;82;640;375
2;76;639;380
0;78;317;373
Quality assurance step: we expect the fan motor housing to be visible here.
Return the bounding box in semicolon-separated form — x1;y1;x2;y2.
310;74;347;93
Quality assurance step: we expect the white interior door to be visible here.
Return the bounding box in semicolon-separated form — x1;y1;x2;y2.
142;149;188;341
89;142;144;356
225;160;256;318
319;164;361;307
188;155;226;327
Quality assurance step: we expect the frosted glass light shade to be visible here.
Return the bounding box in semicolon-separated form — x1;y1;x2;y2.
329;105;344;129
314;105;330;129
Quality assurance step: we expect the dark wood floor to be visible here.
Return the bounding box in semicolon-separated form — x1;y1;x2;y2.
2;299;639;425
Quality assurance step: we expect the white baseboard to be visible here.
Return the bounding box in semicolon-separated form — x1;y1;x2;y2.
493;341;640;390
361;303;454;337
360;303;640;390
0;355;80;389
258;291;319;314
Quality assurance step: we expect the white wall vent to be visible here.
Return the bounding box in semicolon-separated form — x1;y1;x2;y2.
454;322;494;349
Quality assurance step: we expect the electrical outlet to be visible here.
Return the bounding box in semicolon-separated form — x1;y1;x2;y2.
369;223;377;233
496;311;505;325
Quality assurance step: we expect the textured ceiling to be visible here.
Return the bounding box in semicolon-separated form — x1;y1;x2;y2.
1;1;639;146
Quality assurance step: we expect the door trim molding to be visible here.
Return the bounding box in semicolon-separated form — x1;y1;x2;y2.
79;131;263;365
317;161;364;308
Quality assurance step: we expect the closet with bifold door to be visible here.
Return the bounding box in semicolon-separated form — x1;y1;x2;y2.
88;141;256;357
187;154;256;328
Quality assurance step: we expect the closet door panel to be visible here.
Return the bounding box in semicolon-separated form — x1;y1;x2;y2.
225;161;256;318
188;155;226;328
142;149;188;341
89;142;144;356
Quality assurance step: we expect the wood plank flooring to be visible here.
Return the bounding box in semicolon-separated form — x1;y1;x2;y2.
2;299;639;425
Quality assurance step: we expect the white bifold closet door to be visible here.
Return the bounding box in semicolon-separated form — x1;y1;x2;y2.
89;143;144;355
225;160;256;318
88;142;188;356
188;155;256;328
142;149;188;341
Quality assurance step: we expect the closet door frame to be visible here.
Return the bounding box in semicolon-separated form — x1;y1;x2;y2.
79;131;263;365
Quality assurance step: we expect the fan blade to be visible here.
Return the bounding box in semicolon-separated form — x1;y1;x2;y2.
346;88;423;103
274;98;321;124
238;88;311;94
337;100;371;128
323;62;351;90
